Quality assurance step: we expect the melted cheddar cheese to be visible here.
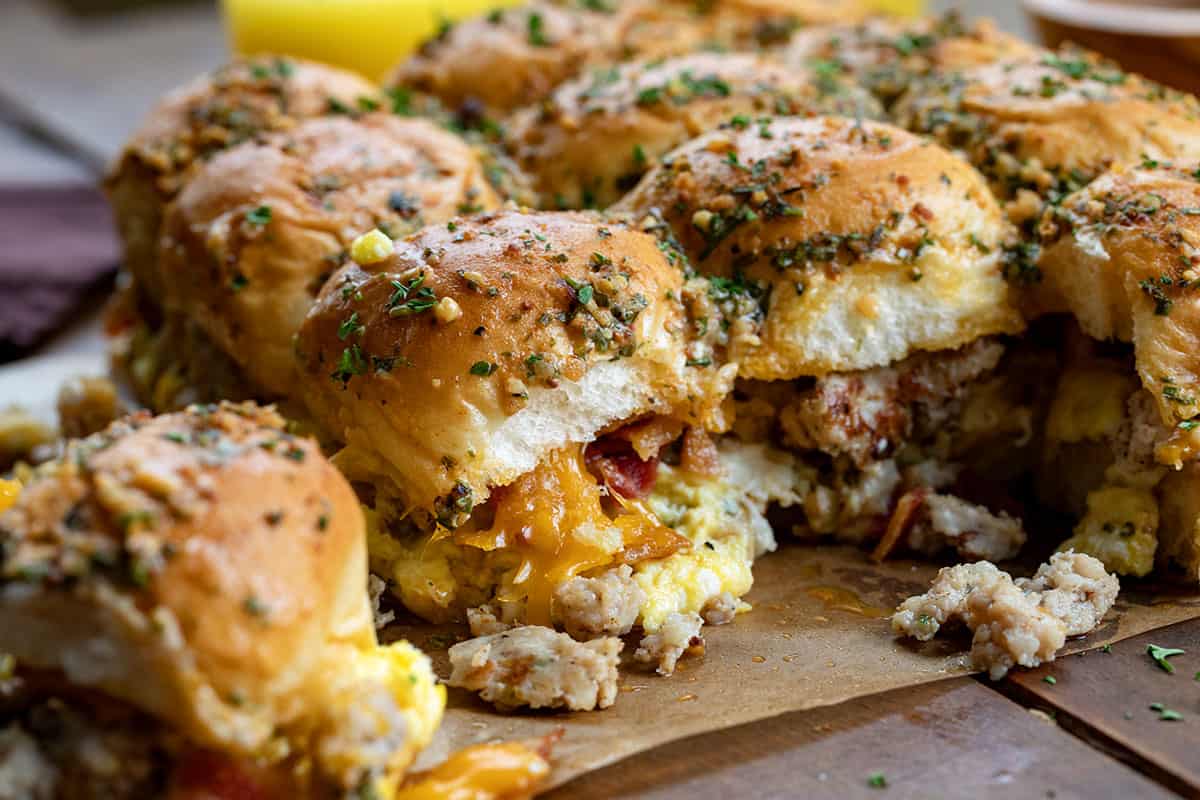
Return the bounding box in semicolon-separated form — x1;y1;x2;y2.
0;479;19;514
394;742;550;800
455;446;687;625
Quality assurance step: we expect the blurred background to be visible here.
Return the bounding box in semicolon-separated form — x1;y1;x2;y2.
0;0;1027;185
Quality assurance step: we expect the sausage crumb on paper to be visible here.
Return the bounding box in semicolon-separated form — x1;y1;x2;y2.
447;625;621;711
635;612;705;676
892;550;1119;679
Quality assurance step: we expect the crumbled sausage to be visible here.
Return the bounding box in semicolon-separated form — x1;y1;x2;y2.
908;493;1027;562
1016;550;1120;636
634;612;704;676
552;565;646;641
447;625;621;711
700;592;739;626
893;551;1118;679
368;574;395;630
780;340;1004;467
466;602;523;637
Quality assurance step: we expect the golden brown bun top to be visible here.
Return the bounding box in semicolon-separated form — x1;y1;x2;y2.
505;50;880;208
158;113;502;398
893;48;1200;214
0;402;370;748
782;12;1037;105
1036;162;1200;435
614;115;1024;379
612;0;869;60
296;209;719;523
385;0;869;117
386;1;617;116
107;56;378;197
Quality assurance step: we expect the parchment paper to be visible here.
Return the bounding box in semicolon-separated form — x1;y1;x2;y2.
6;326;1200;791
391;545;1200;789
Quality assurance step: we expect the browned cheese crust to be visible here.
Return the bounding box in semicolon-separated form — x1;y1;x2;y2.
893;48;1200;227
504;51;880;209
614;115;1024;380
296;209;721;522
157;113;501;398
104;57;379;306
0;403;369;755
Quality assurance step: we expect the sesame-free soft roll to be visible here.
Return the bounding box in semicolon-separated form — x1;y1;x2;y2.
505;51;880;209
385;0;869;119
616;115;1036;557
296;210;795;670
0;403;444;798
616;115;1024;379
1033;161;1200;578
147;113;501;403
781;11;1037;108
386;1;619;118
105;57;378;309
893;47;1200;229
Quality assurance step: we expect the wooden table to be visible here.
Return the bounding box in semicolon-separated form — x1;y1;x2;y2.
2;3;1197;798
552;618;1200;799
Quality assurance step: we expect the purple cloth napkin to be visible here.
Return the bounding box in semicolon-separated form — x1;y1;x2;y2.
0;185;118;362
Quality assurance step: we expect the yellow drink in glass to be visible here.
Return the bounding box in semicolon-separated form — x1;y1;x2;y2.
221;0;524;81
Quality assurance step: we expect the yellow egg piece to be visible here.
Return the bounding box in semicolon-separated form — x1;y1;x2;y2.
1059;485;1159;577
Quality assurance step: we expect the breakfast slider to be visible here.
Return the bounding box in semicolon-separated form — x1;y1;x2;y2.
0;403;443;798
892;46;1200;235
504;50;879;209
615;115;1034;559
116;112;501;410
385;0;869;120
1033;160;1200;579
295;209;796;676
780;11;1037;108
105;57;379;311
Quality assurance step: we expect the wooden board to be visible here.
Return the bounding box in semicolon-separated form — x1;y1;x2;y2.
547;677;1177;799
1003;618;1200;798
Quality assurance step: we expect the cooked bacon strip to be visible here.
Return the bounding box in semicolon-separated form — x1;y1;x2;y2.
168;750;282;800
680;426;722;478
585;437;658;499
872;487;930;562
610;416;685;461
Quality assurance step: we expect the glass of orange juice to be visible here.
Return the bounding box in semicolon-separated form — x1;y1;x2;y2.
221;0;524;81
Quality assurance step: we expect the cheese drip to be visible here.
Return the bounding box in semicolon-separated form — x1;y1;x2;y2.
394;742;549;800
456;445;687;625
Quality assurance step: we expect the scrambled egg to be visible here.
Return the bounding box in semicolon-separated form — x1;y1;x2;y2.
319;639;446;797
1045;365;1137;446
1058;486;1158;577
368;446;770;633
636;462;758;630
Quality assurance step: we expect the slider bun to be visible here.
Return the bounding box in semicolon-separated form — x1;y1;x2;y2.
782;13;1037;105
893;50;1200;209
611;0;869;59
296;209;716;523
386;1;617;116
0;403;369;754
105;57;378;307
613;115;1024;380
505;51;880;209
1035;162;1200;426
158;113;501;398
